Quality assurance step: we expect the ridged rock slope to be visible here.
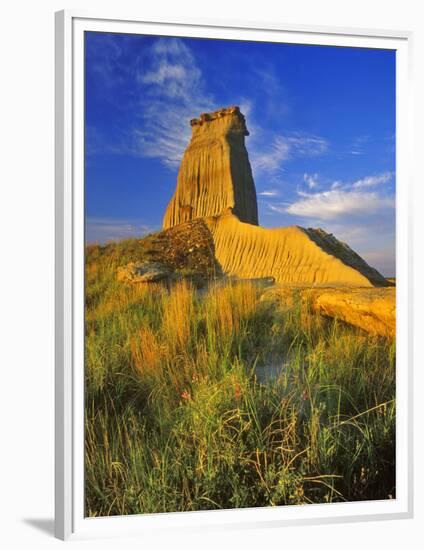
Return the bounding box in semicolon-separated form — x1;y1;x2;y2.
163;106;258;228
205;210;388;287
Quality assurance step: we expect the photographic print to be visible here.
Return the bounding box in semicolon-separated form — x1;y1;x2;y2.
84;31;396;517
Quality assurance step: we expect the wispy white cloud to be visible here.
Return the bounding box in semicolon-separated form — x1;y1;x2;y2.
303;172;319;189
252;65;290;119
277;171;394;221
351;171;393;189
283;189;394;220
131;38;216;167
251;136;291;173
138;38;202;102
348;135;369;156
258;189;281;197
250;134;328;175
86;217;157;244
287;135;328;157
142;62;187;87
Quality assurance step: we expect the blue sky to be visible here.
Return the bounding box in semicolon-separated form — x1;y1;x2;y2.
85;32;396;275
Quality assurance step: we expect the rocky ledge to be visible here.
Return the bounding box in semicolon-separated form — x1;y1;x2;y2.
190;105;249;135
265;286;396;337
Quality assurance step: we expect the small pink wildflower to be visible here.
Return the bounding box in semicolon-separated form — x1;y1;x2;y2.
234;383;242;401
301;389;309;401
181;390;191;402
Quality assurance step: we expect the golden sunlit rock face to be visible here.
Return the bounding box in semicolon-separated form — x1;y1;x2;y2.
263;286;395;337
163;106;258;229
163;107;389;287
311;288;396;337
204;211;388;286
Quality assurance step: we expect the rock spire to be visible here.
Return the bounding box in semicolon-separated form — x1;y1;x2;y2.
163;106;258;229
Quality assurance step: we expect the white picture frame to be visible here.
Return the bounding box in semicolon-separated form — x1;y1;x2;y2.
55;9;413;541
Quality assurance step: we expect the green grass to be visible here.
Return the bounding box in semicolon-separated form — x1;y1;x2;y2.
85;239;396;517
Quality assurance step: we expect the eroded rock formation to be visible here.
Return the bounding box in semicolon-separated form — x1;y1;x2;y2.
311;287;395;337
163;106;258;228
162;106;390;288
204;210;388;287
117;262;171;283
264;286;396;337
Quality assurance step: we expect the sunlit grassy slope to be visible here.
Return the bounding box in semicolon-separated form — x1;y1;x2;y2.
85;238;395;517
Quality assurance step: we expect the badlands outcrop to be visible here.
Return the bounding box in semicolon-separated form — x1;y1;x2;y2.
163;106;258;228
264;286;395;337
311;288;395;337
204;210;388;286
163;106;390;288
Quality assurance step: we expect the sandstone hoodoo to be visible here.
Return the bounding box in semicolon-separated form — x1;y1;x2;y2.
162;106;390;287
163;106;258;229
